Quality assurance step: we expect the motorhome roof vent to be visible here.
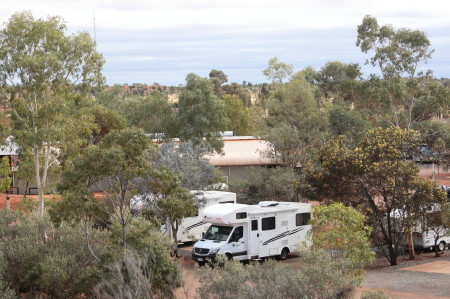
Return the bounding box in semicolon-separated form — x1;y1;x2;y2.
259;201;279;207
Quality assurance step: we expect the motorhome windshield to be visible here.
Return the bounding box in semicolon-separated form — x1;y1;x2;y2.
203;225;233;241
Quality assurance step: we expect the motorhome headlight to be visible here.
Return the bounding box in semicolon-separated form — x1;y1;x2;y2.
210;247;220;254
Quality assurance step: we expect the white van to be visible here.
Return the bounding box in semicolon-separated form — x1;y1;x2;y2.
412;230;450;251
192;201;312;264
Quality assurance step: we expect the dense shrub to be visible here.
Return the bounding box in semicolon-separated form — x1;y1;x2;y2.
0;210;111;298
197;251;360;299
108;214;182;298
0;252;17;299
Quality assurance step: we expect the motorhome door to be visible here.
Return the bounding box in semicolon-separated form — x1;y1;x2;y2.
249;218;260;256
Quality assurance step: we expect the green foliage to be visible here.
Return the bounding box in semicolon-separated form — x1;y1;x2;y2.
93;252;153;299
357;15;433;79
263;73;327;168
310;61;362;102
109;215;182;298
122;92;179;139
0;158;11;193
310;203;375;280
222;94;251;135
197;258;303;299
0;210;111;298
197;252;361;299
0;11;104;216
156;141;221;190
147;168;197;252
57;127;155;248
178;73;228;153
306;127;428;265
209;69;228;85
263;57;293;83
328;104;372;142
222;82;252;107
0;252;17;299
362;289;393;299
356;15;436;130
232;166;297;204
300;248;361;299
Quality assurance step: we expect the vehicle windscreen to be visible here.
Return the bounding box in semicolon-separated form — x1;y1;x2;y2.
203;225;233;241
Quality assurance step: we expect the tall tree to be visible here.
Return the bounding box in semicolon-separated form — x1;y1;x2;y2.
306;127;444;265
178;73;228;153
356;15;434;129
122;92;178;140
222;94;251;135
263;73;327;168
0;11;104;216
58;128;154;248
262;57;293;84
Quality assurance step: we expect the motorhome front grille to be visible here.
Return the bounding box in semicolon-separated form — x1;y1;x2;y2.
194;248;209;255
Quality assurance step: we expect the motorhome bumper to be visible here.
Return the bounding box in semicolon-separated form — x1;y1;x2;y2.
192;253;217;262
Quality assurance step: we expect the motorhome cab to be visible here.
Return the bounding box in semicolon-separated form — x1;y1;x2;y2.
163;191;237;243
192;201;312;264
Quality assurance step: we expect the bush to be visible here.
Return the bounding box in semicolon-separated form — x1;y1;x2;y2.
0;251;17;299
109;214;182;298
0;210;111;298
197;252;359;299
300;248;359;299
197;257;302;299
362;289;393;299
93;252;153;299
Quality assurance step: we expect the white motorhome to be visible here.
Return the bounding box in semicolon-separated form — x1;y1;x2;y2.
162;191;237;243
192;201;312;264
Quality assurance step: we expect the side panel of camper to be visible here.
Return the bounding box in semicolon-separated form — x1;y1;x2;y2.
249;209;311;259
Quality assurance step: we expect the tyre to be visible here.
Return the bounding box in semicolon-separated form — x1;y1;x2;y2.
279;248;289;260
438;241;446;251
226;253;233;260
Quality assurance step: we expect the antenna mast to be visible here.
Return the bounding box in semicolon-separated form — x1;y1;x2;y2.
93;12;97;44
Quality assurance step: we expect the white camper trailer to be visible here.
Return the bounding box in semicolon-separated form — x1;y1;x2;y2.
162;191;237;243
192;201;312;264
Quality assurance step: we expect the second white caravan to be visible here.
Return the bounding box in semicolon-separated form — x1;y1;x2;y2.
162;191;237;243
192;201;312;264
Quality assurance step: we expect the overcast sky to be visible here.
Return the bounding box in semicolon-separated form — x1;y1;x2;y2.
1;0;450;85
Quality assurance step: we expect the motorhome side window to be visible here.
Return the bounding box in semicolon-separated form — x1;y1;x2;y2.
262;217;276;231
229;226;243;242
236;212;247;219
219;201;234;204
296;213;311;226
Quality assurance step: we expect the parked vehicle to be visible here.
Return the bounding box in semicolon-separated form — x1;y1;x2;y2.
131;190;237;243
162;191;237;243
412;230;450;251
191;201;312;264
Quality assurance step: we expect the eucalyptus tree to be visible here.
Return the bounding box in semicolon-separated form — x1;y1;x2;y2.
306;127;445;265
0;11;104;216
356;15;434;129
262;57;293;84
178;73;228;153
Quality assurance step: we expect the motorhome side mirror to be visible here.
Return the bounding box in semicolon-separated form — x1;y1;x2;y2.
202;232;205;238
